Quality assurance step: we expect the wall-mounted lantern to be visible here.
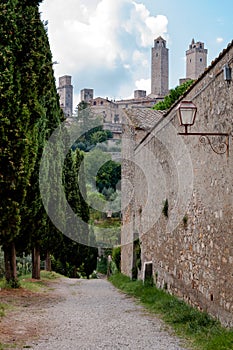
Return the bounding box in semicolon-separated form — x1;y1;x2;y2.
176;101;229;156
223;64;232;86
176;101;197;134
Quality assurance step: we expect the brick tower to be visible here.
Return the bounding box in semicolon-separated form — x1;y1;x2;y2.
151;36;169;97
186;39;208;80
57;75;73;117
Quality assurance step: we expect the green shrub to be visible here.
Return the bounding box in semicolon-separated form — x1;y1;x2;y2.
97;256;108;274
112;246;121;272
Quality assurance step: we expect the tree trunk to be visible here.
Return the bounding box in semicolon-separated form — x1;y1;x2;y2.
32;245;40;279
73;266;77;278
3;242;17;285
45;251;52;272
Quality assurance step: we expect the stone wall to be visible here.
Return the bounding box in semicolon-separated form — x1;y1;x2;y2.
121;41;233;326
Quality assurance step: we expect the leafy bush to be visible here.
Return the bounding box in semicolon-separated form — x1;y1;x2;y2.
97;256;108;274
112;246;121;272
153;80;194;111
89;270;98;279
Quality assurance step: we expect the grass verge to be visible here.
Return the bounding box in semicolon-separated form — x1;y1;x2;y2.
109;273;233;350
0;270;63;292
0;344;17;349
0;303;6;317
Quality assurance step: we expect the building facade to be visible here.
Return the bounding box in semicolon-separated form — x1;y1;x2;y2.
121;41;233;326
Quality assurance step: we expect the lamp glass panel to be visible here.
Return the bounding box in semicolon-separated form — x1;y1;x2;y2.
180;108;195;125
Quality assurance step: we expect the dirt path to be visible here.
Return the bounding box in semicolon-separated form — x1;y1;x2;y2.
0;278;189;349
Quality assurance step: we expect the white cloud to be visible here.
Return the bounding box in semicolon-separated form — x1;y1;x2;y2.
216;37;224;43
40;0;168;100
135;78;151;94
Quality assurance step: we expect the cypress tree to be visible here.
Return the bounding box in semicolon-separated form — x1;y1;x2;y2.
0;0;63;282
0;1;42;284
17;1;64;279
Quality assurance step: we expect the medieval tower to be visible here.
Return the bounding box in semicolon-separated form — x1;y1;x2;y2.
80;88;94;103
151;36;169;97
186;39;208;80
57;75;73;117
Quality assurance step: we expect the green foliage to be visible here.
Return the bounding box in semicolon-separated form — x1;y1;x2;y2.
0;303;5;318
96;160;121;194
84;148;121;222
97;256;108;274
112;246;121;272
16;254;32;276
0;1;42;246
84;149;111;186
5;278;20;289
87;191;106;213
132;238;141;280
89;270;98;279
153;80;194;111
109;274;233;350
0;0;65;283
93;218;121;247
77;100;89;111
72;105;113;152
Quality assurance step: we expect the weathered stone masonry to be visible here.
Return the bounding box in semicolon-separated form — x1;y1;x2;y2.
121;41;233;326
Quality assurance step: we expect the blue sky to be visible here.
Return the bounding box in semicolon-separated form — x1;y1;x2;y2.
40;0;233;107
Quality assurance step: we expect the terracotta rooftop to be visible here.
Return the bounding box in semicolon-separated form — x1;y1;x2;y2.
124;107;163;131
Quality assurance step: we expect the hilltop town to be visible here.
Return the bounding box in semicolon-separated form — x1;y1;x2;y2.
57;37;208;136
58;36;233;327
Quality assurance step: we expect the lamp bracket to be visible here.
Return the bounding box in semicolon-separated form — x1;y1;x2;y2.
178;132;229;157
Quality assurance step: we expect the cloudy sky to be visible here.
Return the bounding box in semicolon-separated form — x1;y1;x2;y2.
39;0;233;107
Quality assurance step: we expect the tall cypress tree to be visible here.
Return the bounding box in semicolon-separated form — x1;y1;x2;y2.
16;1;64;279
0;0;63;282
0;1;43;283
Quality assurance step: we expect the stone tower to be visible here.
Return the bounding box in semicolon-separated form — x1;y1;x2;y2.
151;36;169;97
57;75;73;117
81;88;94;103
186;39;208;80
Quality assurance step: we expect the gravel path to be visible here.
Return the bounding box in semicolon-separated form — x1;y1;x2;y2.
30;277;188;350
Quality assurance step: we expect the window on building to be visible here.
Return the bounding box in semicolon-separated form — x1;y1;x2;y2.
100;101;103;105
200;58;202;62
93;101;96;105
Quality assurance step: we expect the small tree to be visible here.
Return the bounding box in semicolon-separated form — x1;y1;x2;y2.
153;80;194;111
112;246;121;272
